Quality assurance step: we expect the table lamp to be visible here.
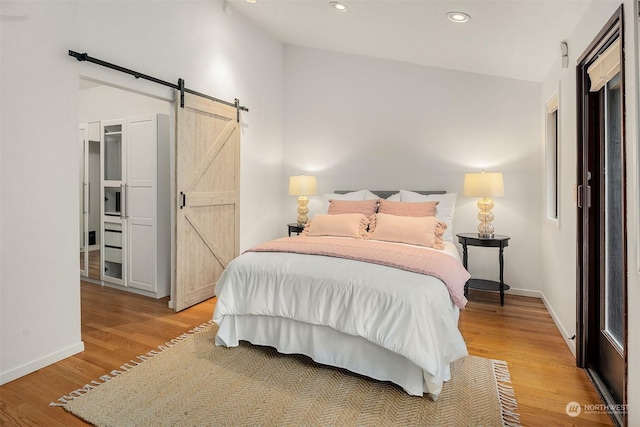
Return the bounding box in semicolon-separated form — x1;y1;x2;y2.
289;175;317;225
463;171;504;238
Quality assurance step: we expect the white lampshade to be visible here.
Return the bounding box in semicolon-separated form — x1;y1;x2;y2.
463;172;504;198
288;175;317;196
464;171;504;238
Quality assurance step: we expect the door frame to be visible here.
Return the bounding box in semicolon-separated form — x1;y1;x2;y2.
78;77;174;289
575;5;627;425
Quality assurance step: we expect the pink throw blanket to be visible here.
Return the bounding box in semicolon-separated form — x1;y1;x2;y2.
247;237;469;308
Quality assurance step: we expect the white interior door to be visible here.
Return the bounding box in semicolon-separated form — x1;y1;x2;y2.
126;114;157;292
174;92;240;311
79;124;89;277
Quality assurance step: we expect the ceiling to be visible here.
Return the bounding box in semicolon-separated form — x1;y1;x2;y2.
227;0;595;82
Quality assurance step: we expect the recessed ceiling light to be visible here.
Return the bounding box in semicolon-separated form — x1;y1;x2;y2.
330;2;349;12
447;11;470;23
246;0;257;3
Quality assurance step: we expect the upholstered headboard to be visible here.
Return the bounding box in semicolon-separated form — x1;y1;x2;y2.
335;190;446;199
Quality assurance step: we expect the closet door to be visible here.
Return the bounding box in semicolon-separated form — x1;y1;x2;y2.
101;119;126;285
174;92;240;311
126;115;158;292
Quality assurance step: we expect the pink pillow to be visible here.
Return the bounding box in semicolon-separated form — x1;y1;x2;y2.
377;199;438;217
304;213;369;239
328;199;379;216
369;213;445;249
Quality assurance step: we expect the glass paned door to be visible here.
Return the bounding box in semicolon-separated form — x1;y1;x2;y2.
103;124;123;181
577;13;626;421
101;119;126;286
603;73;624;352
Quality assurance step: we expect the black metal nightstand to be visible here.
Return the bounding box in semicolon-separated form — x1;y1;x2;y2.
287;223;305;236
457;233;510;305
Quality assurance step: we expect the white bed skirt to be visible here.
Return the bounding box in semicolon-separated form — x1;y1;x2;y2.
215;314;450;398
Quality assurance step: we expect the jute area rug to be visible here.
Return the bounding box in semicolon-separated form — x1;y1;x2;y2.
53;322;520;427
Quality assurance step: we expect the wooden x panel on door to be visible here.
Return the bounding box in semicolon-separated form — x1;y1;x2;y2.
174;92;240;311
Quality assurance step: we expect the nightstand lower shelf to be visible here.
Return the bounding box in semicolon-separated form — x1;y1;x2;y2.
457;233;510;306
466;278;510;293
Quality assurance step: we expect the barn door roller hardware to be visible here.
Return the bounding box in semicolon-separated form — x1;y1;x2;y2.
69;50;248;121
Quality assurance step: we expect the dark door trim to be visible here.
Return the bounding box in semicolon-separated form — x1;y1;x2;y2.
576;5;627;426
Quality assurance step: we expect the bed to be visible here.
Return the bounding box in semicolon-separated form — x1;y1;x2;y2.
212;190;469;399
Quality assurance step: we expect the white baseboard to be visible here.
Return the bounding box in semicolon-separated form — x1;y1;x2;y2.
541;293;577;357
506;287;542;298
504;288;577;357
100;281;168;299
0;341;85;386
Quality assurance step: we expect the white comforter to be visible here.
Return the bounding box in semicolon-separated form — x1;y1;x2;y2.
213;240;468;397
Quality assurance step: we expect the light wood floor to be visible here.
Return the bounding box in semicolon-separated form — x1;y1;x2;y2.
0;283;613;426
459;291;613;427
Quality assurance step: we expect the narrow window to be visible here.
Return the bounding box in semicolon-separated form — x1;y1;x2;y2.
545;94;559;220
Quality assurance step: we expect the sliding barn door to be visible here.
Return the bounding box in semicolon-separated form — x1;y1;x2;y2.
174;92;240;311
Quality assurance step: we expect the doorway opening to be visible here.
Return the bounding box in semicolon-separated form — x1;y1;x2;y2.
78;77;173;298
78;74;241;313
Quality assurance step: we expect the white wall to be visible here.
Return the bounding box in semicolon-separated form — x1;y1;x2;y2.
541;1;638;423
283;46;543;294
0;0;284;384
0;1;83;385
79;84;171;123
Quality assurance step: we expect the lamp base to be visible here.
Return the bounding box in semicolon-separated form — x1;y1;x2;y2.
478;232;495;239
477;197;495;239
296;195;309;225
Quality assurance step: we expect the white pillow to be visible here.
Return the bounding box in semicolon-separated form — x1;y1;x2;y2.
322;190;381;212
322;190;367;213
399;190;457;242
363;190;380;200
324;190;367;200
386;193;401;201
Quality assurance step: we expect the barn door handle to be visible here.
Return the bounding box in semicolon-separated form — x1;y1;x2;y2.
180;191;186;209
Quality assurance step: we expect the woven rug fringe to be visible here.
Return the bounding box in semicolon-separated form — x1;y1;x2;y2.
49;320;216;407
492;359;522;427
